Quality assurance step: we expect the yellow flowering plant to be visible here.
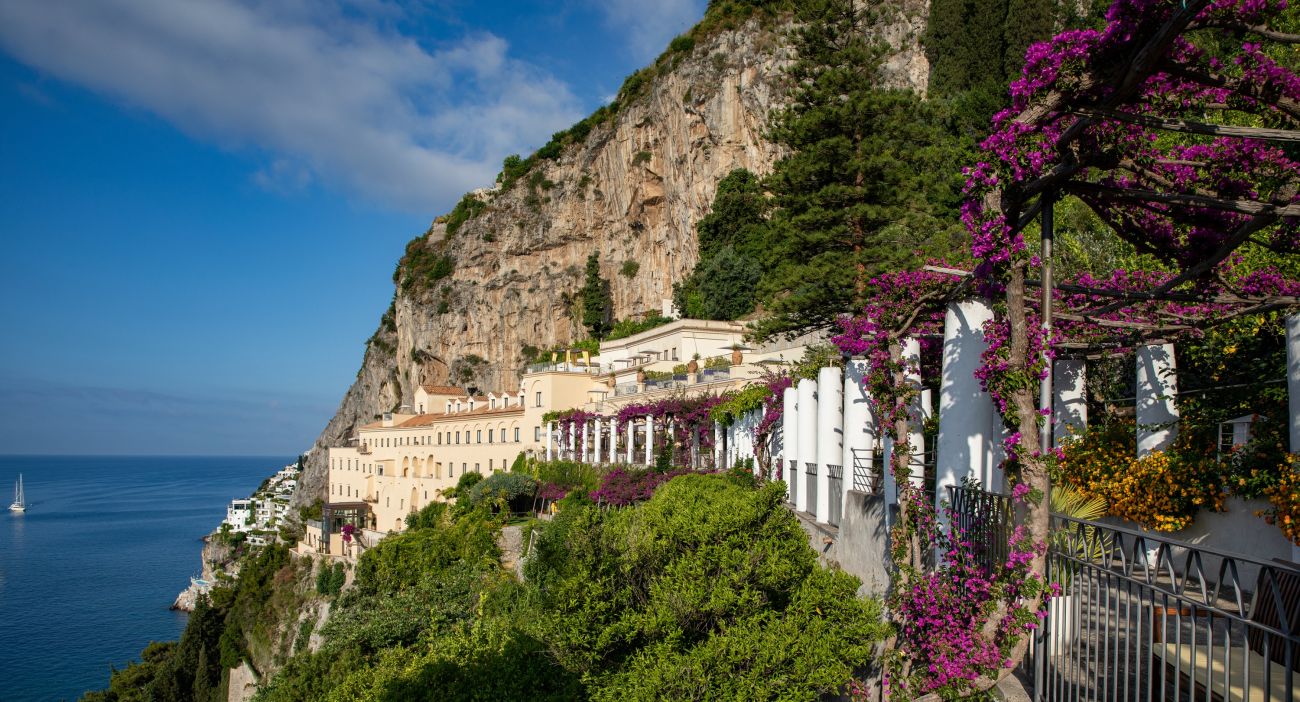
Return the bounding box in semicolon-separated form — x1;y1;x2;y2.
1257;458;1300;547
1058;420;1226;532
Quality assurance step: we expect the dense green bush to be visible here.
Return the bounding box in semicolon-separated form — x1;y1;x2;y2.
525;475;885;699
606;313;673;341
443;193;487;237
315;562;345;596
353;512;499;596
463;471;539;512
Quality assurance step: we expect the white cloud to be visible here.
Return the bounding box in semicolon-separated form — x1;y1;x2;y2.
0;0;583;212
590;0;707;62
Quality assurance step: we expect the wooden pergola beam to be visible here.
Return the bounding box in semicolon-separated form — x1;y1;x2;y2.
1073;107;1300;143
1065;181;1300;217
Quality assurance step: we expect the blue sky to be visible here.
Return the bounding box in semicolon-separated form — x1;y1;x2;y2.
0;0;707;455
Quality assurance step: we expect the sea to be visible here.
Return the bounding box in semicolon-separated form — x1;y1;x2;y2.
0;455;288;702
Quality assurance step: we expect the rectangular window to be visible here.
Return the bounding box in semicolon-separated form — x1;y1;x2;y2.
456;432;460;444
533;426;539;442
535;391;542;407
437;432;441;444
475;462;480;473
489;429;494;443
477;430;482;443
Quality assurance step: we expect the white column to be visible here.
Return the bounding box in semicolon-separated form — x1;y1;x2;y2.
626;421;635;464
610;417;619;463
797;378;818;514
691;430;700;469
843;359;874;498
903;338;926;489
714;421;724;469
816;366;843;523
594;418;603;464
645;416;655;465
1136;343;1179;457
546;421;554;461
937;299;997;513
1052;359;1087;447
1287;314;1300;455
782;386;799;501
581;421;590;463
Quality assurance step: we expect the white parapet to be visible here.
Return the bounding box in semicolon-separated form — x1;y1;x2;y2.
817;366;843;523
938;299;997;517
782;385;799;502
903;338;926;489
797;378;818;514
1136;343;1179;457
1053;359;1087;447
843;359;874;497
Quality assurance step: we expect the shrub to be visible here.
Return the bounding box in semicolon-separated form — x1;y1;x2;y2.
354;513;499;596
632;150;652;165
606;312;672;340
464;472;539;512
1058;420;1225;531
590;467;686;506
443;194;487;237
526;476;884;699
441;471;483;501
619;260;640;278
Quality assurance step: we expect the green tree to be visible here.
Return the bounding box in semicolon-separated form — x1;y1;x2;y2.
673;245;761;320
695;168;770;263
580;252;613;339
752;0;968;340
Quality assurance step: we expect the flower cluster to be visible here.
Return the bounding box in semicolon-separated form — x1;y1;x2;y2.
1257;459;1300;546
614;394;724;459
537;482;570;502
888;490;1051;698
1057;421;1226;531
548;408;597;456
588;467;688;507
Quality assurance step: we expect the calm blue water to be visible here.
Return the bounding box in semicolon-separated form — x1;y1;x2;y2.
0;455;288;702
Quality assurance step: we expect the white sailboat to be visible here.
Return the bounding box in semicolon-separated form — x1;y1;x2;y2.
9;474;26;512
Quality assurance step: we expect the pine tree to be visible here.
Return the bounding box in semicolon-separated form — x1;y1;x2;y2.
695;168;769;263
580;253;612;339
1003;0;1057;80
751;0;968;340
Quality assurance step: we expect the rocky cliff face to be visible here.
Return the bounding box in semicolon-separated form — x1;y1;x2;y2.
296;3;931;507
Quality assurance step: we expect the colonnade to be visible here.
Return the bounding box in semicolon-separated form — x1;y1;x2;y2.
542;409;772;471
775;307;1300;532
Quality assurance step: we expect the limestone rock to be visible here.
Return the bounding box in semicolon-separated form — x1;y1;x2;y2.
295;5;930;508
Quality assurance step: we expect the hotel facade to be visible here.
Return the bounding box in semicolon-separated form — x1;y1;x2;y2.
301;318;812;557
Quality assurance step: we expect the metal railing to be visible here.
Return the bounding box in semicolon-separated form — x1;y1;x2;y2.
826;464;843;527
850;450;881;494
947;485;1300;702
789;459;799;504
805;462;818;515
948;485;1015;575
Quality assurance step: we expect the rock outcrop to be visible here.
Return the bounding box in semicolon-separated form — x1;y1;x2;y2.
295;3;930;507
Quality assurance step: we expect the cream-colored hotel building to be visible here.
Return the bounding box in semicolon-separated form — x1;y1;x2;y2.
300;319;811;557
